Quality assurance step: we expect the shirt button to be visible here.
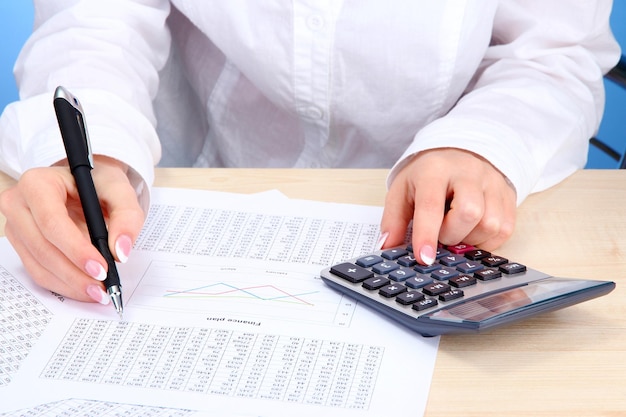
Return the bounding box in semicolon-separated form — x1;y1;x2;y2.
305;106;324;120
307;14;325;31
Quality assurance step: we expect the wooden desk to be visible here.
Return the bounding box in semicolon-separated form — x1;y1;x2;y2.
1;168;625;416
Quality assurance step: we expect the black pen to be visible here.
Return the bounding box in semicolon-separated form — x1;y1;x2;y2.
53;86;124;318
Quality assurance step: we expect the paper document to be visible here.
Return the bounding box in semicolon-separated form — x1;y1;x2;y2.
0;399;216;417
0;187;439;416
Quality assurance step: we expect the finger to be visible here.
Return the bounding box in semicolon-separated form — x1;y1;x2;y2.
438;179;485;246
409;175;448;265
19;169;107;277
4;218;105;303
467;189;516;250
441;177;516;250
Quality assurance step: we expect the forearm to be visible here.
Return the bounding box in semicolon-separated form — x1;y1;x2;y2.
1;0;172;207
388;0;620;204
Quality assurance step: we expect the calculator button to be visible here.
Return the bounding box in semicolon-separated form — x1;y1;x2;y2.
482;256;508;267
330;263;373;283
431;266;460;281
456;260;484;274
499;262;527;275
389;267;416;282
362;276;390;290
379;284;407;298
436;248;450;258
439;254;465;267
464;249;491;260
356;255;384;268
397;254;417;267
404;276;434;289
396;291;425;305
412;298;438;311
422;282;451;296
372;262;399;275
475;268;502;281
449;274;477;288
381;248;409;260
439;289;464;302
447;244;476;254
414;263;439;274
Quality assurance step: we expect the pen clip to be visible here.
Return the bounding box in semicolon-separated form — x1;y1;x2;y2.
54;86;94;169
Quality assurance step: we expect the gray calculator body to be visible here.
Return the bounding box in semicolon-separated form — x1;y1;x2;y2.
320;246;615;337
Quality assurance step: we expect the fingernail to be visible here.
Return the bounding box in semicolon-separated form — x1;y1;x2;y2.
419;245;436;265
115;234;132;264
85;260;107;281
86;285;110;305
375;232;389;251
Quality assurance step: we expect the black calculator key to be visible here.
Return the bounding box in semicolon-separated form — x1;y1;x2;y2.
449;274;477;288
422;282;451;296
439;289;464;302
356;255;384;268
405;276;434;289
464;249;491;260
330;263;373;283
381;248;409;260
475;268;502;281
372;261;399;275
412;298;438;311
436;248;450;258
379;283;407;298
389;267;416;281
362;276;390;290
482;256;508;267
396;291;425;305
499;262;527;275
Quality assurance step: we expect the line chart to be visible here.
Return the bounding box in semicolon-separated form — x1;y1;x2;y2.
163;282;318;306
127;259;356;327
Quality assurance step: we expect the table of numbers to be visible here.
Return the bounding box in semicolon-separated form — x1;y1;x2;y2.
42;319;383;409
0;399;197;417
134;205;379;266
0;266;52;386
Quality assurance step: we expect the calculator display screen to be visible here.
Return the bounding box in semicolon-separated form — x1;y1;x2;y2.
426;279;597;323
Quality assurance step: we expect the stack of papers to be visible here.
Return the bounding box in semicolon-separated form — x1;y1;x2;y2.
0;187;439;417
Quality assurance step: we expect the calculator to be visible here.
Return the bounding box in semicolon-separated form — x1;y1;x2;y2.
320;244;616;337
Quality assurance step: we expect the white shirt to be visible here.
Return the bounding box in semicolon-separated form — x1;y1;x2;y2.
0;0;620;210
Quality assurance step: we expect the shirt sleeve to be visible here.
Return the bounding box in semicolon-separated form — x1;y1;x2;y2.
0;0;171;212
388;0;621;205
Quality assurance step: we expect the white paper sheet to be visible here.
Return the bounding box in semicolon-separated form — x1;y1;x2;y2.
0;188;439;416
0;398;219;417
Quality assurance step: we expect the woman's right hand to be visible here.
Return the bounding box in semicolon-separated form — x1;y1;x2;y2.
0;156;145;303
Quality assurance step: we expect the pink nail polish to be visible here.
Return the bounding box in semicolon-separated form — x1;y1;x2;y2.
85;260;107;281
420;245;436;265
86;285;110;305
115;235;132;263
375;232;389;251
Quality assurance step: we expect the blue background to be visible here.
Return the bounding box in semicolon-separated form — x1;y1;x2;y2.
0;2;624;168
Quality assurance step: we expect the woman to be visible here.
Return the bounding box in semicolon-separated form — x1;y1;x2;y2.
0;1;620;304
